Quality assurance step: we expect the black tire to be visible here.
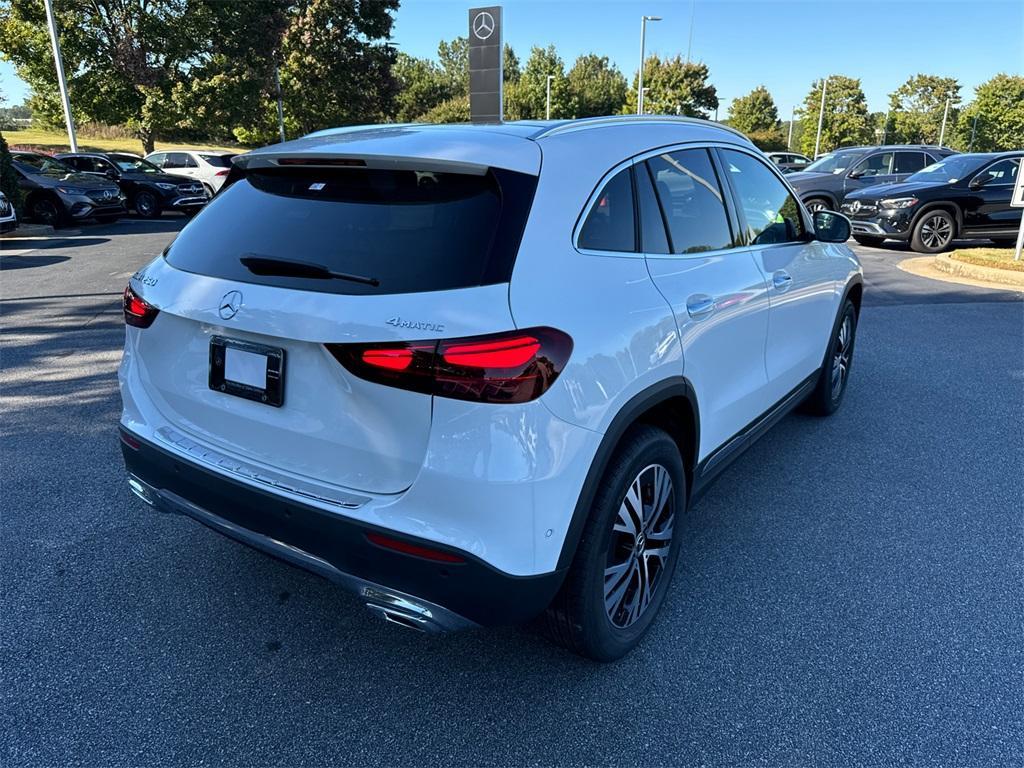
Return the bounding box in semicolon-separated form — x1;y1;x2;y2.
853;235;885;248
910;209;956;253
804;299;858;416
804;197;831;214
134;190;162;218
30;195;67;227
544;425;686;661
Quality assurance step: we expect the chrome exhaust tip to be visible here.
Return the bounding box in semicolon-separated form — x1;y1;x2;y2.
363;587;448;634
128;474;156;506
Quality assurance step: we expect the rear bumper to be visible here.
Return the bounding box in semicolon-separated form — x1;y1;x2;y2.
120;428;567;629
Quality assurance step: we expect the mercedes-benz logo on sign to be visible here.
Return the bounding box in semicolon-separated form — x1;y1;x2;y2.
472;10;495;40
219;290;243;320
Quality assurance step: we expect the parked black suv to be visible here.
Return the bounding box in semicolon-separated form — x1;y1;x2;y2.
57;152;208;218
787;145;957;213
12;152;126;226
841;152;1023;253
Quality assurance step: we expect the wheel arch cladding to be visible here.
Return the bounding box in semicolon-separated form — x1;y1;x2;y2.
556;377;699;571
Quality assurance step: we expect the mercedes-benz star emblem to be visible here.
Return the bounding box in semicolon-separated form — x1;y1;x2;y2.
472;11;495;40
218;290;243;320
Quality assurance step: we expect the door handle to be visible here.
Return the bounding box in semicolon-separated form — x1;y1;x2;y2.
686;294;716;319
772;271;793;291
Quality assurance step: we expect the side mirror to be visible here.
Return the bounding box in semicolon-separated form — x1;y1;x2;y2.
813;210;851;243
968;176;985;190
847;168;865;179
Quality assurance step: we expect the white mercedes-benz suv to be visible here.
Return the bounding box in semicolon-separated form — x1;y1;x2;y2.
119;117;862;661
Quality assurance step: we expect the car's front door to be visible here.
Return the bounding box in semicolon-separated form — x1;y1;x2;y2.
639;147;773;461
717;147;839;405
844;151;896;201
962;158;1022;233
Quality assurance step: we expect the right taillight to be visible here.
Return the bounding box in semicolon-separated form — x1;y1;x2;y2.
123;285;159;328
327;327;572;404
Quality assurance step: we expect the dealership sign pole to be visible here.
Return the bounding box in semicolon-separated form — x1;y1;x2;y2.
43;0;77;152
469;6;503;123
1011;166;1024;261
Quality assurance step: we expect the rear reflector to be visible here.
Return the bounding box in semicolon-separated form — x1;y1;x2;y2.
326;327;572;404
119;431;141;450
123;285;159;328
366;532;465;563
214;169;229;177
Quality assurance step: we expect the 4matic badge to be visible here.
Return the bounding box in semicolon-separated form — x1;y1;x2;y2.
386;316;445;333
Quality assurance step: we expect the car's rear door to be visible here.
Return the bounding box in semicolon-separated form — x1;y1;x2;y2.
716;147;838;405
639;146;773;461
892;151;929;182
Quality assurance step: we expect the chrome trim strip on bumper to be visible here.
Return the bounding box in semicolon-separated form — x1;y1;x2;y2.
170;196;207;206
850;221;887;235
153;426;370;509
128;474;477;634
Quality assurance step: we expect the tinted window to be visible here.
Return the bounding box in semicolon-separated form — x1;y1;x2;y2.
12;153;75;175
165;153;192;169
720;149;806;245
893;152;926;174
853;152;893;177
165;167;537;296
647;149;733;254
978;158;1019;185
792;156;809;166
199;153;235;168
578;167;635;252
636;163;669;254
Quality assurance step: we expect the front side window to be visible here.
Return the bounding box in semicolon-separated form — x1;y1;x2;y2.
147;153;167;168
977;158;1020;186
647;149;733;254
720;149;806;246
578;167;635;252
893;152;927;174
853;152;893;177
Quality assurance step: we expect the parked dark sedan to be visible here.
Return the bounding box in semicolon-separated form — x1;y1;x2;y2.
57;152;208;218
12;152;126;226
787;145;957;213
841;152;1022;253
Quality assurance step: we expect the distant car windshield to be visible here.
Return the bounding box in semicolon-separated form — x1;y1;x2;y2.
110;154;162;174
13;154;75;175
199;154;235;167
906;155;985;184
803;151;860;174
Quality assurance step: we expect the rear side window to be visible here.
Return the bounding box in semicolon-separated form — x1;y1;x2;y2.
578;167;635;252
647;149;733;254
720;149;806;245
165;166;537;296
199;154;235;167
893;152;926;174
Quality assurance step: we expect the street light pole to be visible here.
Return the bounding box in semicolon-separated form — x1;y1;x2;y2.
638;15;661;116
274;64;286;143
813;77;828;159
686;0;696;63
968;115;979;151
881;108;890;144
43;0;77;152
787;106;795;149
938;97;951;146
546;75;555;120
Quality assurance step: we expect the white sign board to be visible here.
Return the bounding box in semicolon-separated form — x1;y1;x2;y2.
1012;161;1024;207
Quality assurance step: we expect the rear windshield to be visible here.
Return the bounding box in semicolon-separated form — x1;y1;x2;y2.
199;154;236;167
164;166;537;295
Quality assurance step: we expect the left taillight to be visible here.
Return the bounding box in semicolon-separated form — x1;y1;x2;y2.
123;285;159;328
326;327;573;404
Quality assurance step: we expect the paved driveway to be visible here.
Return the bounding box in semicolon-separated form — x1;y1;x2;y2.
2;222;1021;766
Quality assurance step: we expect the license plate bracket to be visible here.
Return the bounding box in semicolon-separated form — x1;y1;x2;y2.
209;336;285;407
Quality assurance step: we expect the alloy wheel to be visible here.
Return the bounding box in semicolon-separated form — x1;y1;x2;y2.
604;463;675;629
920;214;953;250
33;199;60;225
806;199;829;214
830;314;853;401
136;192;156;216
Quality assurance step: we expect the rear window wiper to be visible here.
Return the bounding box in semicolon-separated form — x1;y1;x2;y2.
239;255;379;287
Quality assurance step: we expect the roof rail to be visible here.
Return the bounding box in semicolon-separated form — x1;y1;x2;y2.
531;114;750;142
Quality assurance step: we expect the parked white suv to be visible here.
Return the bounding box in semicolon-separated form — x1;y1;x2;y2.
120;117;862;660
144;149;236;194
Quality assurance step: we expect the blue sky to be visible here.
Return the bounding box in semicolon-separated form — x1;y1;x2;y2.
3;0;1022;116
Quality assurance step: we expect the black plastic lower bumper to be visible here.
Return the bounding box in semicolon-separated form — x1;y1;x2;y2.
119;428;566;628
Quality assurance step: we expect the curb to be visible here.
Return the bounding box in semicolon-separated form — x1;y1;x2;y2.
934;253;1024;288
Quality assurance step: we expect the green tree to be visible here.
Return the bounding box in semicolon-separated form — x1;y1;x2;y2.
392;53;450;122
887;74;960;144
624;57;718;118
727;86;779;133
953;74;1024;152
798;75;872;156
566;54;627;118
419;96;470;124
513;45;570;119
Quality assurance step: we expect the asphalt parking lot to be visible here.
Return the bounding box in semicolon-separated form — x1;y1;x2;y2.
2;218;1022;767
